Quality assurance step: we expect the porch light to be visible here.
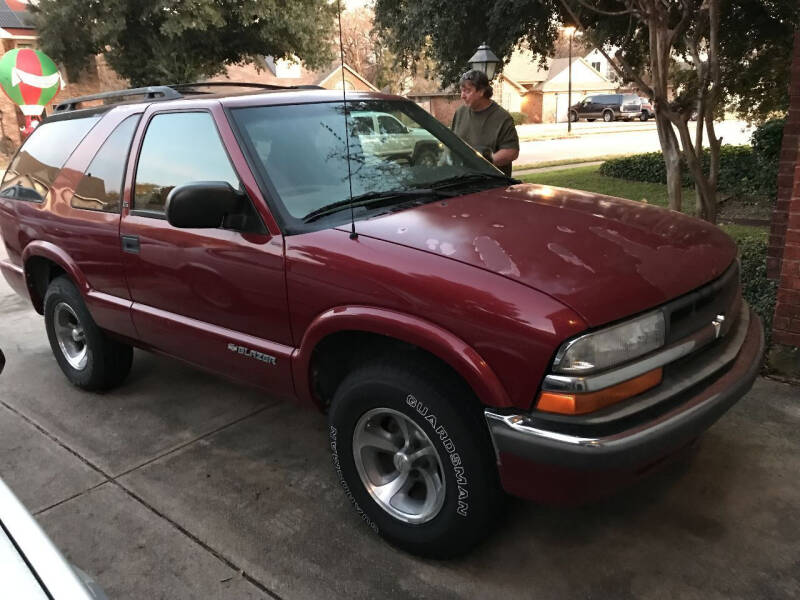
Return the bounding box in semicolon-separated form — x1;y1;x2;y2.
468;43;500;80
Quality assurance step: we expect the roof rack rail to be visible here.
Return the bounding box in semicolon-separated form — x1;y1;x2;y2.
52;81;326;114
171;81;324;92
54;86;182;113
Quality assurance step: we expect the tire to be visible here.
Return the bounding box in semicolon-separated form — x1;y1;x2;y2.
412;147;439;167
569;111;579;123
328;357;502;558
44;275;133;391
603;110;614;122
640;111;649;122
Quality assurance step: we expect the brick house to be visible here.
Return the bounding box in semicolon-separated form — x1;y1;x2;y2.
767;32;800;375
212;57;379;93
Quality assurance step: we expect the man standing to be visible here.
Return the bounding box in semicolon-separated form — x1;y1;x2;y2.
451;70;520;177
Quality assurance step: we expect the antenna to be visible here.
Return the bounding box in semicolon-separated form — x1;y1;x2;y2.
336;0;357;240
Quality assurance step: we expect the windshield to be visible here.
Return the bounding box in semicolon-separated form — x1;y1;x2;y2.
231;100;504;230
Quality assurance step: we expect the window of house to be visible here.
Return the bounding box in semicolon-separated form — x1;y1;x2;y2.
133;112;238;214
591;61;601;72
72;115;141;213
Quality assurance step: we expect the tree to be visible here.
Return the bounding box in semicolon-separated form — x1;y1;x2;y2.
719;0;798;122
375;0;800;222
340;7;377;81
31;0;337;86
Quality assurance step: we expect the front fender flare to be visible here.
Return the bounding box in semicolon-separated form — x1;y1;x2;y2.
292;306;513;410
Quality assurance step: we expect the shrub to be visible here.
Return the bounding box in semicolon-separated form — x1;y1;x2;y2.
599;145;774;199
751;118;785;164
509;111;528;126
723;226;777;349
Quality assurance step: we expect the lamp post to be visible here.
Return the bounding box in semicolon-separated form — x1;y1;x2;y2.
564;26;576;133
468;42;500;80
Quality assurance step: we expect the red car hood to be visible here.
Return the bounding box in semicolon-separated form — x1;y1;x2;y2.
344;183;737;326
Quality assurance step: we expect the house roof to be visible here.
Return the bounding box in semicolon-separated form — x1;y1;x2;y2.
317;63;379;91
503;49;551;84
535;57;616;92
0;0;33;29
212;60;379;92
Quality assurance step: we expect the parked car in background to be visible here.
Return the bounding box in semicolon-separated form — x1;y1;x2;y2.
639;97;655;121
570;93;642;122
350;110;442;166
0;83;763;558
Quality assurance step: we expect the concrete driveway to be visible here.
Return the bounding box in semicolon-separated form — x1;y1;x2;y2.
1;271;799;599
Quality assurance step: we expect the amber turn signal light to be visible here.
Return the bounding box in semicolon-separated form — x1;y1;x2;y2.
536;368;663;415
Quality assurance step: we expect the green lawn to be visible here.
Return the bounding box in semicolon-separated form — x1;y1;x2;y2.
517;164;694;210
517;163;768;241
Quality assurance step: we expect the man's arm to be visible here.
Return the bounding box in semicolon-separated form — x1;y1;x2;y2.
493;115;520;167
492;147;519;167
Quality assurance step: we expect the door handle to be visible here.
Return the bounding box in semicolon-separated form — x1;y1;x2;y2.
121;235;140;254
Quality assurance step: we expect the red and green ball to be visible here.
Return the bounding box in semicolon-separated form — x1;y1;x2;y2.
0;48;63;116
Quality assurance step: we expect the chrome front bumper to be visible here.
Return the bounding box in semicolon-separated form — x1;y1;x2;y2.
484;304;764;471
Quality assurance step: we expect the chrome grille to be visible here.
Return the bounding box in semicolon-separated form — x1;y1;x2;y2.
664;262;740;345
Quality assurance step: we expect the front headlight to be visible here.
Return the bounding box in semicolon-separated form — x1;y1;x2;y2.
553;311;665;374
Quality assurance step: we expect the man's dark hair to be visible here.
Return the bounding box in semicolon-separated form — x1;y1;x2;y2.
459;69;493;99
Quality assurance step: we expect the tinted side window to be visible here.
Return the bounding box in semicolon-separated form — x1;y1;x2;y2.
72;115;141;213
352;116;375;135
378;115;406;134
0;116;100;202
134;112;238;214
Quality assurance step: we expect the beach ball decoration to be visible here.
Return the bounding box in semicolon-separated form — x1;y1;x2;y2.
0;48;64;118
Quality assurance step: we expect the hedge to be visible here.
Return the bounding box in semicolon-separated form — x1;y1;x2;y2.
599;145;775;198
724;227;777;349
598;119;784;200
509;111;528;126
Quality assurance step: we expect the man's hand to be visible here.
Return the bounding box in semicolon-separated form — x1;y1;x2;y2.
492;148;520;167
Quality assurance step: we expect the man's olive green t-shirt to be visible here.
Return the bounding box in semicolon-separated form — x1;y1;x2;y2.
451;101;519;176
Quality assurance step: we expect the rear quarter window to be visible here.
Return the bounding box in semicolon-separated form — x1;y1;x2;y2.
71;115;141;213
0;116;101;203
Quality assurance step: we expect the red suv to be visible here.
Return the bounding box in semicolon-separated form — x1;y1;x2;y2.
0;83;763;558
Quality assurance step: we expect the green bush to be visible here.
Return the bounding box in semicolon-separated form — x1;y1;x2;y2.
748;118;785;198
751;118;785;164
723;226;777;349
599;145;774;199
509;111;528;126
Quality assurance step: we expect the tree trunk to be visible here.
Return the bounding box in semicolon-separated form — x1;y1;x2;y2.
674;117;717;223
655;112;682;212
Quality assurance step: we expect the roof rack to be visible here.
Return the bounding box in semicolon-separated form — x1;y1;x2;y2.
53;81;325;113
171;81;325;93
53;86;182;113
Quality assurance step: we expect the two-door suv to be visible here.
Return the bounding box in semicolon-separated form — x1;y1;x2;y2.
0;83;763;558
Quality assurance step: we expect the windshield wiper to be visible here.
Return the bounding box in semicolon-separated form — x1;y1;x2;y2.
302;188;452;223
432;172;519;189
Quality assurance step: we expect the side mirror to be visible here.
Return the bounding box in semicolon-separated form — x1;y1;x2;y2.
166;181;245;229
